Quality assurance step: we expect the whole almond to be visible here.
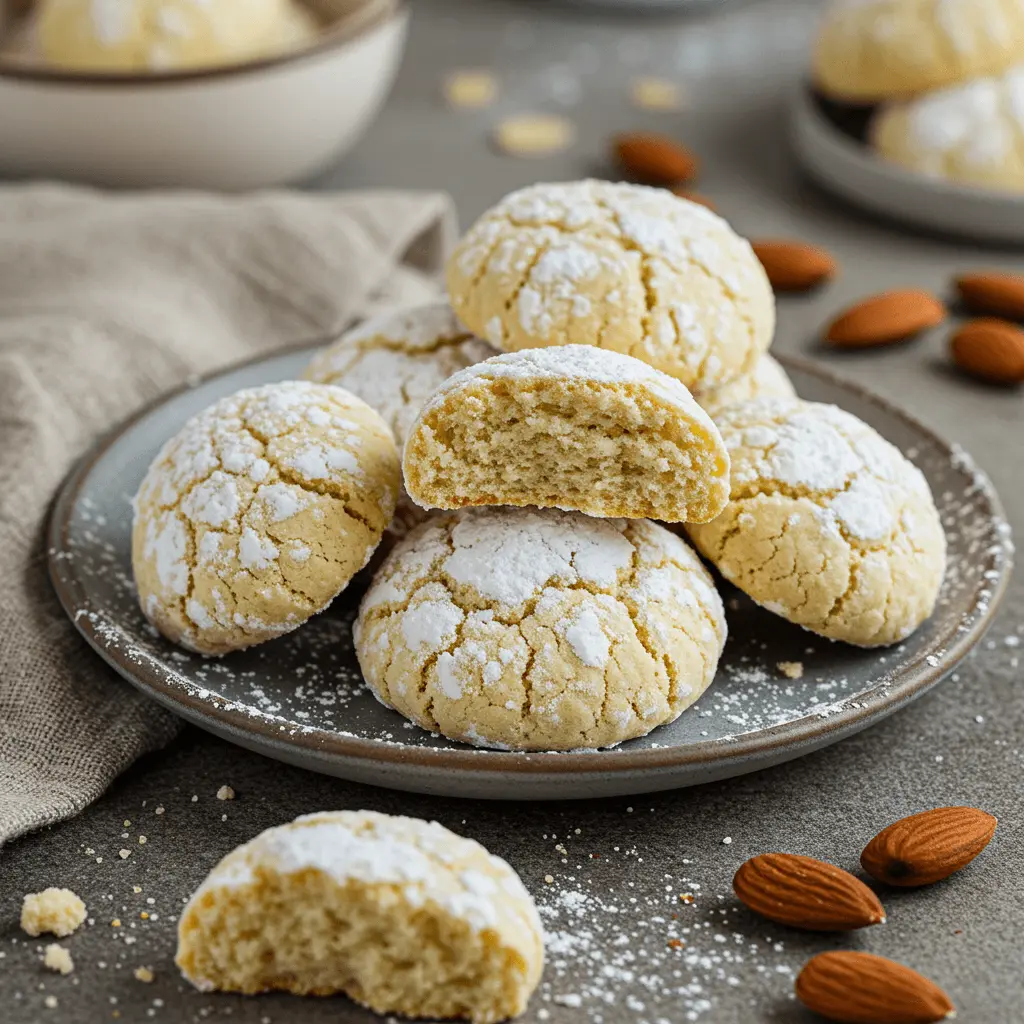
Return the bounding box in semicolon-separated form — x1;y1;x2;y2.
826;289;946;347
956;271;1024;320
752;240;837;292
614;132;699;185
796;951;955;1024
733;853;885;931
861;806;997;887
950;319;1024;385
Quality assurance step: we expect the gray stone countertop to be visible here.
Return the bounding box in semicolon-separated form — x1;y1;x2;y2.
2;1;1022;1021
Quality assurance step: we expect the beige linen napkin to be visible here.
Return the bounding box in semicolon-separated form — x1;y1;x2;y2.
0;183;456;846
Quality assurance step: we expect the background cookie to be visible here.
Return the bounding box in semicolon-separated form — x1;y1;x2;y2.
686;398;946;647
872;67;1024;192
403;345;730;523
813;0;1024;103
446;180;774;390
38;0;316;72
695;354;796;418
176;811;543;1024
355;507;727;751
132;381;399;655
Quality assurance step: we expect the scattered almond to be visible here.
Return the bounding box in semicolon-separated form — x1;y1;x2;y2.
752;240;837;292
671;188;717;212
826;289;946;347
733;853;885;931
949;319;1024;385
861;806;997;887
614;132;698;185
796;951;955;1024
955;271;1024;320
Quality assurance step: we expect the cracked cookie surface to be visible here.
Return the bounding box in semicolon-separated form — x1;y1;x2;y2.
176;811;543;1024
694;354;796;419
303;302;496;543
403;345;730;523
446;180;774;391
132;381;399;655
813;0;1024;102
354;508;727;751
685;398;946;647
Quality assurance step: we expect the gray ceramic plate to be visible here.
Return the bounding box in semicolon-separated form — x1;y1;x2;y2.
791;85;1024;244
48;346;1013;799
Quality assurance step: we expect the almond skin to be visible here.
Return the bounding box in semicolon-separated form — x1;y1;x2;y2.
733;853;885;931
826;289;946;347
950;319;1024;385
956;271;1024;320
796;951;955;1024
614;132;699;185
752;240;837;292
861;806;997;887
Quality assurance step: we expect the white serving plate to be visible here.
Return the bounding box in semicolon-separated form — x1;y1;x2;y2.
791;85;1024;245
47;345;1012;801
0;0;407;189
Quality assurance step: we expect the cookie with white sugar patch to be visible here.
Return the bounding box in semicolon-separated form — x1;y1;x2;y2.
814;0;1024;102
694;353;796;419
871;66;1024;192
402;345;730;524
446;180;774;391
685;398;946;647
354;507;727;751
176;811;543;1024
132;381;399;655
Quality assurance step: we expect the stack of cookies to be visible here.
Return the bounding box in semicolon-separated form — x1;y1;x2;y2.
132;179;947;754
814;0;1024;192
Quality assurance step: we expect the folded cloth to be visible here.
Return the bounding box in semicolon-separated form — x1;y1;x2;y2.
0;183;456;845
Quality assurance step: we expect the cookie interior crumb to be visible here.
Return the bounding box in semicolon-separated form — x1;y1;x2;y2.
216;785;236;801
443;69;498;109
43;944;74;975
631;77;684;111
776;661;804;680
21;888;87;938
493;114;576;157
134;966;155;983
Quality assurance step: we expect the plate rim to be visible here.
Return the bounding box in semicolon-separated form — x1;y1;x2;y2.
789;83;1024;244
47;344;1014;778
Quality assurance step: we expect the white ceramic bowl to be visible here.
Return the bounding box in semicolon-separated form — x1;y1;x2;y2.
0;0;407;189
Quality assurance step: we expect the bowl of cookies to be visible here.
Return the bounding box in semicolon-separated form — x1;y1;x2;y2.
0;0;407;188
792;0;1024;243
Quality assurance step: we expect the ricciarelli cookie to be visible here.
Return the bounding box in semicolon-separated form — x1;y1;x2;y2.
872;67;1024;192
685;399;946;647
354;507;727;751
694;354;796;418
304;302;496;539
446;180;774;390
132;381;399;655
402;345;730;523
813;0;1024;103
176;811;543;1024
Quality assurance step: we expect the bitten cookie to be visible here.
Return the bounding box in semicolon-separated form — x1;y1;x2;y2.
446;180;774;390
354;508;727;751
872;67;1024;192
813;0;1024;103
304;302;496;540
132;381;399;655
403;346;730;523
685;399;946;647
176;811;543;1024
694;354;796;418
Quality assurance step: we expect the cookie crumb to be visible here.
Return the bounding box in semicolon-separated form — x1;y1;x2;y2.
43;944;74;975
44;995;58;1009
631;76;684;111
215;786;235;801
21;889;87;938
133;967;155;984
493;114;575;157
722;836;733;845
119;849;131;860
443;69;497;109
776;660;804;680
